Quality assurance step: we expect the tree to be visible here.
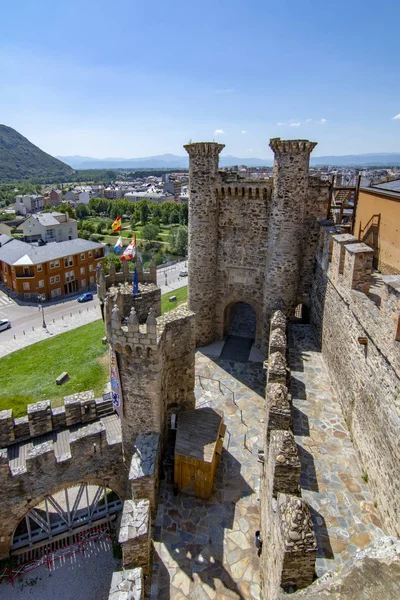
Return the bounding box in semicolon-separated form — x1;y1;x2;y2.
138;200;150;224
169;225;188;256
96;221;104;234
142;223;160;242
104;252;122;274
76;204;90;219
57;202;76;219
169;209;180;224
180;203;188;225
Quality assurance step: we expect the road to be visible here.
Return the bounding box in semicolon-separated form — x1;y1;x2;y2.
0;260;188;356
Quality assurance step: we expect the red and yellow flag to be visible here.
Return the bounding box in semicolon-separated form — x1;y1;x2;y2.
112;216;122;232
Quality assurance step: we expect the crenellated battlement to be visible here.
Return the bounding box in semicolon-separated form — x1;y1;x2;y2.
269;137;318;154
317;223;400;346
106;304;158;358
97;260;157;301
311;223;400;538
215;182;272;200
183;141;225;157
0;390;113;448
261;311;317;597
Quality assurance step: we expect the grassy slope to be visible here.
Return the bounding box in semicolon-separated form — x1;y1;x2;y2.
0;125;74;182
0;320;108;417
0;286;188;416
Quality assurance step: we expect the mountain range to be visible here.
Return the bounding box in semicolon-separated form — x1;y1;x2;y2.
58;152;400;170
0;125;74;182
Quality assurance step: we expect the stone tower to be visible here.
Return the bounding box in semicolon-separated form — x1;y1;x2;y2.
185;137;324;352
99;265;196;464
262;139;317;339
184;142;225;346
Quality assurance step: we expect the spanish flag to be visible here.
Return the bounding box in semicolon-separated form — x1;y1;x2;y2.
112;216;122;232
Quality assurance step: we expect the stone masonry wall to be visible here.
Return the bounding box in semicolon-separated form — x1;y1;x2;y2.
261;139;318;350
214;182;271;347
106;301;195;461
261;311;317;599
310;226;400;537
0;420;124;559
185;138;328;352
184;142;225;346
0;390;113;448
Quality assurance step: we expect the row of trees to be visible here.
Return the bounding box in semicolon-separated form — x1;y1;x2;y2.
85;197;188;226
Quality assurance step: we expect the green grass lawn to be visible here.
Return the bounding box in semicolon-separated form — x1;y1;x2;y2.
0;286;188;417
0;320;109;417
161;285;187;313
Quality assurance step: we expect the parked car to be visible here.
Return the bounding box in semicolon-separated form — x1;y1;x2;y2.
0;319;11;332
179;270;188;277
77;292;93;303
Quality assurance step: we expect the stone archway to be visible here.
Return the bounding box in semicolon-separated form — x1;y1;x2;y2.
11;482;123;555
221;301;257;362
224;301;257;339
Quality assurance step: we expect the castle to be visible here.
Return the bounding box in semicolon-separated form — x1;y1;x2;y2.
0;138;399;599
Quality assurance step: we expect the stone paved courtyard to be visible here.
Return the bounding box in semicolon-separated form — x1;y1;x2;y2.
289;324;386;577
151;352;265;600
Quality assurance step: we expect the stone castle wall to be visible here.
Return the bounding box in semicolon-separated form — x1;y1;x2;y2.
310;225;400;537
105;297;195;460
0;419;124;559
0;391;113;448
261;311;317;598
185;139;330;352
214;181;271;345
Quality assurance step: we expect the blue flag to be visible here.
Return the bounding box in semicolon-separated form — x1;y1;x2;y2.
133;267;139;296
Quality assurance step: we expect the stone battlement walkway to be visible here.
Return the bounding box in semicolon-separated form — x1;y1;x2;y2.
151;352;265;600
289;324;385;577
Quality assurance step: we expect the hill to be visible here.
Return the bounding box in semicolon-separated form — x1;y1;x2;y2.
57;153;271;169
0;125;75;182
59;151;400;170
310;153;400;166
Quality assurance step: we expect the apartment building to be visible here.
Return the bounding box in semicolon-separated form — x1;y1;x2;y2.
0;238;104;300
15;194;45;216
22;212;78;243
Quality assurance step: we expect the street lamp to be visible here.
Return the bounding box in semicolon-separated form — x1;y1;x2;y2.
164;271;168;286
38;293;47;329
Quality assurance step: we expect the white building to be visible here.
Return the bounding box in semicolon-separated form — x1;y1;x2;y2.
22;212;78;243
15;194;45;216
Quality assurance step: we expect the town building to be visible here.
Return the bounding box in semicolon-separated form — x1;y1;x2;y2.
0;237;104;300
22;211;78;243
14;194;45;215
355;179;400;274
48;188;63;206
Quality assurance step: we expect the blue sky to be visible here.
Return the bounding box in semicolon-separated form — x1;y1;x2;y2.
1;0;399;159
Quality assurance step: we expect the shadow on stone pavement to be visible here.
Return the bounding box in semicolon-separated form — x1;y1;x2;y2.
309;506;334;560
292;405;310;436
297;444;319;492
152;449;254;599
210;357;266;397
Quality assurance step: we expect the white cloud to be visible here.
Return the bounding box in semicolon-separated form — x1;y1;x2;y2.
320;118;327;124
393;114;400;120
306;118;312;122
241;130;247;134
244;148;253;152
277;121;301;127
214;129;225;135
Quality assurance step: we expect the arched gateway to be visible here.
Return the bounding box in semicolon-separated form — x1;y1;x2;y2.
11;483;123;555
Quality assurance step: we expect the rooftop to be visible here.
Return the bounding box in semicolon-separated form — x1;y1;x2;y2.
0;238;104;266
175;407;223;462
